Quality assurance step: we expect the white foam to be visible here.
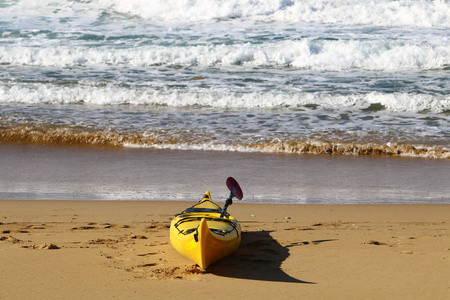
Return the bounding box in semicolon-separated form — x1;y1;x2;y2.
106;0;450;27
1;38;448;71
2;0;449;28
366;92;450;113
1;83;448;113
123;140;450;160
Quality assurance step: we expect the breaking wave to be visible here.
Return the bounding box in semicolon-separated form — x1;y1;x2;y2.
1;39;448;72
3;0;449;28
1;83;449;113
1;125;448;160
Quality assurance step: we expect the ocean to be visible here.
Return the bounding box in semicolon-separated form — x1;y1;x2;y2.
0;0;449;203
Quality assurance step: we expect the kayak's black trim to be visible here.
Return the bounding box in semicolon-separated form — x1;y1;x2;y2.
175;198;229;217
173;216;239;237
176;207;225;215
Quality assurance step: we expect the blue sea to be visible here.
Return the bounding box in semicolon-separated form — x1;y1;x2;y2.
0;0;449;158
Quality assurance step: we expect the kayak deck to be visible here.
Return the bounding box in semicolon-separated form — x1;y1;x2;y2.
170;191;241;269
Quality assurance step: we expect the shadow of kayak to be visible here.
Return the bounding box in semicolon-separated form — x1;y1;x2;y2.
207;230;323;284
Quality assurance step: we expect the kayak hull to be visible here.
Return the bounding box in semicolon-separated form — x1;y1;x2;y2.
170;192;241;269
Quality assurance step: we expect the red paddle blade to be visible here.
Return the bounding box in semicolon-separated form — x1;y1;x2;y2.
226;177;243;200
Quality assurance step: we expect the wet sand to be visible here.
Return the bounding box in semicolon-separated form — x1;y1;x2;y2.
1;143;449;203
1;200;449;299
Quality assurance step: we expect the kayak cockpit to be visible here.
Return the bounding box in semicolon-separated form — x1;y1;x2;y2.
172;215;239;237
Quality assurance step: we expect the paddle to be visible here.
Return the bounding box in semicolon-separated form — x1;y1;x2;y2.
220;177;243;218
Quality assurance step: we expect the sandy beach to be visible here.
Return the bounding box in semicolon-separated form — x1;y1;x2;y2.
1;200;449;299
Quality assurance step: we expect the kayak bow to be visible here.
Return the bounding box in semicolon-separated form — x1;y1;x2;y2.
170;178;243;269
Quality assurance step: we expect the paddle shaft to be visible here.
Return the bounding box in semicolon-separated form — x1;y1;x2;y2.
220;194;233;218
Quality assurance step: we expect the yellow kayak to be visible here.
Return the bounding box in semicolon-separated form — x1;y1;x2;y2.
170;178;243;269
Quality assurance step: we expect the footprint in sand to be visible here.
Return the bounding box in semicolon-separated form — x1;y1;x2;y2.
146;223;170;231
0;236;22;243
137;263;157;267
23;243;60;250
25;225;46;230
128;234;148;240
72;226;96;230
89;238;119;245
137;252;158;257
364;240;388;246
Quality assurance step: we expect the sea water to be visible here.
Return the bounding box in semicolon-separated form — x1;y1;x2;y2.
0;1;449;202
0;0;449;158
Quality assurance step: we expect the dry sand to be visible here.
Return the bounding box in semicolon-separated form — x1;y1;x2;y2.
1;200;449;299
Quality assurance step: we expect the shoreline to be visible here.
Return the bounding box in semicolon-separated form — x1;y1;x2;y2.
2;124;450;160
4;198;450;206
1;143;449;204
1;200;449;299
